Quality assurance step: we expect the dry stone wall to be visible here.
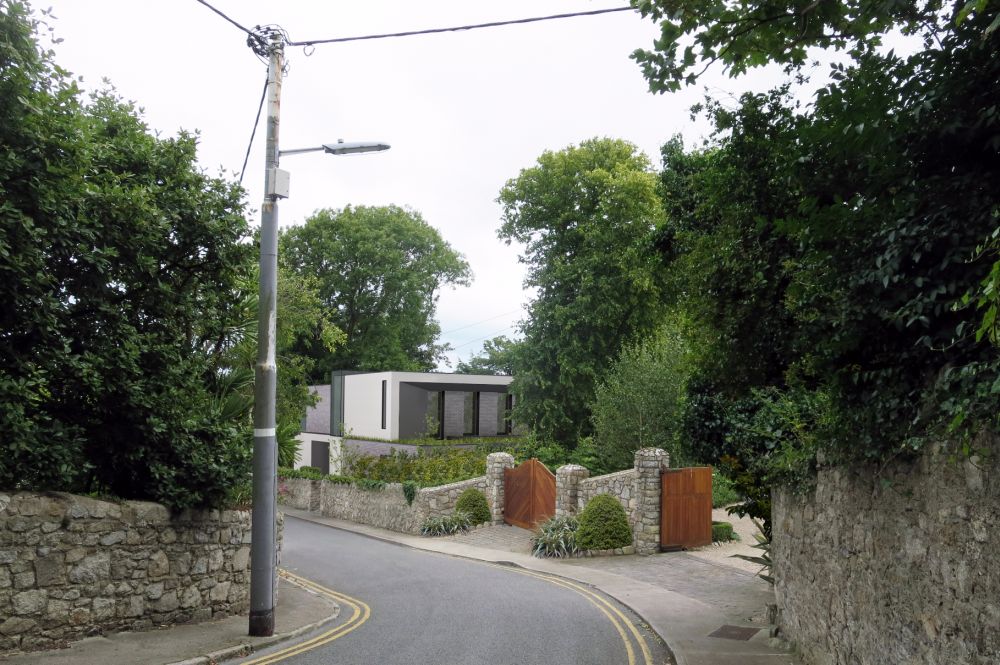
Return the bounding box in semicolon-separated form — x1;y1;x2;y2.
307;476;490;535
0;492;258;654
772;438;1000;665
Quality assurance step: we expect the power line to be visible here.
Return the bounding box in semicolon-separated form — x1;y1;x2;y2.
239;74;268;184
450;326;515;351
286;6;635;47
440;309;522;336
194;0;255;37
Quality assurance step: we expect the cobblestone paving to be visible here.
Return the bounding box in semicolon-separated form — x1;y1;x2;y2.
446;523;535;553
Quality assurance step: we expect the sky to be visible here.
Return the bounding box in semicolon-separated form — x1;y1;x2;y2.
40;0;791;369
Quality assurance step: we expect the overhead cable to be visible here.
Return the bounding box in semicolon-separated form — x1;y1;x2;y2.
286;6;635;47
239;75;269;184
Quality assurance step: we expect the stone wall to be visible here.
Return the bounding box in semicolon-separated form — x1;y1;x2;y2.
0;492;257;654
316;476;490;535
279;478;319;512
772;438;1000;665
577;469;637;517
555;448;669;555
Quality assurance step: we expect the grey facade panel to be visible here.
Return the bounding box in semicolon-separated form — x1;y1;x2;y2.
398;383;431;440
443;391;466;438
304;384;331;434
478;393;500;436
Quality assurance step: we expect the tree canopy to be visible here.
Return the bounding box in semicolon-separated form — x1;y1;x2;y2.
498;138;666;447
280;205;471;379
455;336;520;376
0;2;256;509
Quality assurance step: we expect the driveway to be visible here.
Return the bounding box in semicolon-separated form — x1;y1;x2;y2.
237;516;672;665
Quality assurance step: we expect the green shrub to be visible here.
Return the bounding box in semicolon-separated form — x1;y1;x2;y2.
323;475;353;485
712;470;741;508
344;448;488;487
711;521;736;543
576;494;632;551
420;511;471;536
731;520;773;585
353;478;386;491
402;480;418;506
454;488;490;525
278;466;324;480
532;515;580;558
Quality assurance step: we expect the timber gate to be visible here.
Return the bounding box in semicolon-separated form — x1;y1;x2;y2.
660;466;712;550
504;458;556;529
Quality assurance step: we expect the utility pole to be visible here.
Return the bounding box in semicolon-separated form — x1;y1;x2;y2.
249;31;286;638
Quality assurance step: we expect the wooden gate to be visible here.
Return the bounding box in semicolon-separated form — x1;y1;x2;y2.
504;458;556;529
660;467;712;550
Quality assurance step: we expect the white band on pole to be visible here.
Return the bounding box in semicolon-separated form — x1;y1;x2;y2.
254;428;276;438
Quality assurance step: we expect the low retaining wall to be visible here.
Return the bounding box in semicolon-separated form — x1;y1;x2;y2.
0;492;258;654
772;438;1000;665
280;475;491;535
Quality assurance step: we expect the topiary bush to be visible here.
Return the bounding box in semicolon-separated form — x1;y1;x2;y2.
454;488;491;525
532;515;580;558
576;494;632;551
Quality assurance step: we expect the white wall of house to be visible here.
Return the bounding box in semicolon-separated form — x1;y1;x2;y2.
293;433;343;475
343;372;396;439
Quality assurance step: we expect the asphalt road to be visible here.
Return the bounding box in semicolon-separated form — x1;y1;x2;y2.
237;516;670;665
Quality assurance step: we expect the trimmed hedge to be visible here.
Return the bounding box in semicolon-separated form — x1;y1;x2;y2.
454;488;490;525
576;494;632;551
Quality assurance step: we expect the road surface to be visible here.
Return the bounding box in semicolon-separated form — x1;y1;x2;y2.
236;516;671;665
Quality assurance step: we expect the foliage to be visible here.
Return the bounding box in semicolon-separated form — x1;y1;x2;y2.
575;494;633;551
280;205;471;378
402;480;418;506
711;521;735;543
531;515;580;558
590;321;695;471
454;488;491;525
631;0;992;93
343;447;488;487
641;7;1000;531
498;138;667;447
711;470;741;509
277;466;324;480
420;511;471;536
730;520;774;585
226;481;253;510
508;434;608;475
0;4;256;510
353;478;386;492
456;336;521;376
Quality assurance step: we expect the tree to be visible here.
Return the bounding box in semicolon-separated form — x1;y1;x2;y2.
635;1;1000;528
590;321;694;472
498;138;666;447
0;2;256;509
455;336;520;375
280;205;471;379
222;265;345;467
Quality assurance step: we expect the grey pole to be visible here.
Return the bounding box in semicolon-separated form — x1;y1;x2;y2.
249;32;284;638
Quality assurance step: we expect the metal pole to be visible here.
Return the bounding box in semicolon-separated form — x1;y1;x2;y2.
249;32;283;638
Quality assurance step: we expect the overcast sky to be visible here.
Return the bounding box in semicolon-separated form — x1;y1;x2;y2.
41;1;791;369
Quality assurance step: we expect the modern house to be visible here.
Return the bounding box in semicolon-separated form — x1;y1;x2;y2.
294;371;515;474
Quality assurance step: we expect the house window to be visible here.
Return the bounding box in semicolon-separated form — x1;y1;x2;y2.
381;380;387;430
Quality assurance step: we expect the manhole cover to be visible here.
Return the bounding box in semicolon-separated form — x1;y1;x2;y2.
708;625;761;641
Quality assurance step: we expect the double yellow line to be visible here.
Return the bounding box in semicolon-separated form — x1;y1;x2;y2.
241;564;650;665
241;569;371;665
488;563;654;665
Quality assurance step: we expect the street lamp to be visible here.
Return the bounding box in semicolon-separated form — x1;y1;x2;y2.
249;35;389;638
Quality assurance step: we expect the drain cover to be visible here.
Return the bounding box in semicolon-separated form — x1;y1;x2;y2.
708;625;761;641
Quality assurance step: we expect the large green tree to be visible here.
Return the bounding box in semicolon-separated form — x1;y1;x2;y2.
280;205;471;379
456;335;520;376
0;2;256;509
635;1;1000;527
498;138;666;447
